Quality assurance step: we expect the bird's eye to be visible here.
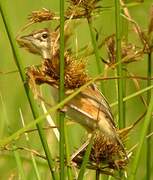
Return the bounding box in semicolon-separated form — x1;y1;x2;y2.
42;33;48;39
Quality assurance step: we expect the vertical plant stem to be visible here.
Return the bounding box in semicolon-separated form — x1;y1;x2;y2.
64;126;73;180
129;89;153;180
96;169;100;180
120;0;129;128
1;95;26;180
20;109;41;180
146;52;152;180
87;18;104;93
114;0;124;128
87;17;104;179
0;4;56;180
13;147;26;180
122;68;126;128
59;0;65;179
78;136;94;180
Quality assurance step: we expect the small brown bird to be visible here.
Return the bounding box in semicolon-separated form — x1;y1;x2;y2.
17;29;127;156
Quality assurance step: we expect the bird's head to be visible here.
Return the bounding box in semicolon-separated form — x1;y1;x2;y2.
17;29;51;59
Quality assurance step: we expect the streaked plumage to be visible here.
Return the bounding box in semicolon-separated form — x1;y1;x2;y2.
17;28;127;157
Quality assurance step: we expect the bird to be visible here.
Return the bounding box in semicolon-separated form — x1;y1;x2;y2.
17;28;127;158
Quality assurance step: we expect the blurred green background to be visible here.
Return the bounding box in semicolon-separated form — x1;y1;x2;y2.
0;0;153;179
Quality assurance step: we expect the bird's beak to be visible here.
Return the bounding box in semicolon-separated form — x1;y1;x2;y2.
16;35;41;55
16;34;33;46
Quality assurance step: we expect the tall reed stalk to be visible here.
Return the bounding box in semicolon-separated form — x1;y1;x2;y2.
129;89;153;180
121;0;129;128
0;3;56;180
59;0;66;179
87;18;104;93
114;0;124;128
146;52;152;180
1;95;26;180
78;136;94;180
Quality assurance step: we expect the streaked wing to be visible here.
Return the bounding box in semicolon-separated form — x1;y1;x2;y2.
66;85;127;156
66;84;116;133
80;84;115;127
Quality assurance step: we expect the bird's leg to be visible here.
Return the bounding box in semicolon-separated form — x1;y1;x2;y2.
70;134;92;162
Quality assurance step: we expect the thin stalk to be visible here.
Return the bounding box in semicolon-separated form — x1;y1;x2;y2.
87;18;104;93
65;126;73;180
59;0;65;179
122;68;126;127
129;90;153;180
114;68;119;123
20;109;41;180
111;84;153;107
1;94;26;180
13;147;26;180
77;136;94;180
146;52;152;180
0;4;56;180
107;176;112;180
120;0;129;128
96;170;100;180
30;153;41;180
114;0;124;128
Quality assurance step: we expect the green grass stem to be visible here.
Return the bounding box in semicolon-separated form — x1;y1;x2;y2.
20;109;41;180
129;89;153;180
146;52;152;180
87;17;104;93
114;0;124;128
59;0;66;179
77;136;94;180
1;94;26;180
120;0;129;128
64;125;73;180
0;3;56;179
13;146;26;180
110;84;153;107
